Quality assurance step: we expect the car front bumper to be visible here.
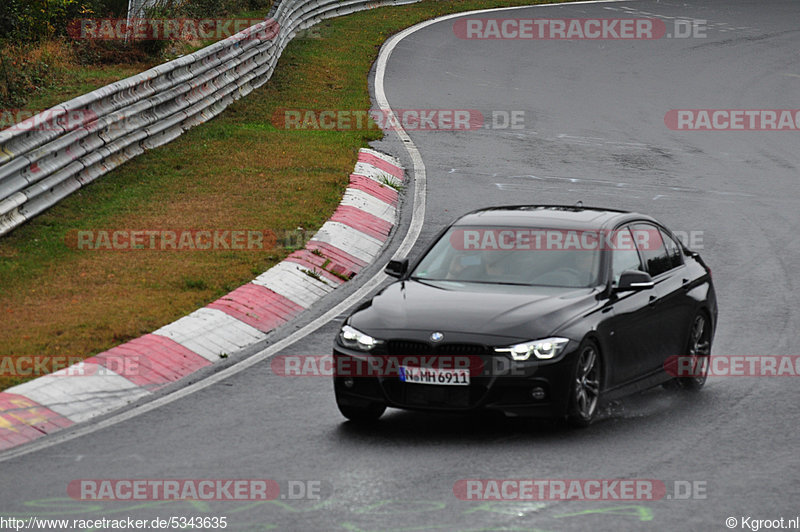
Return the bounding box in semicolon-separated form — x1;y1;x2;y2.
332;345;581;418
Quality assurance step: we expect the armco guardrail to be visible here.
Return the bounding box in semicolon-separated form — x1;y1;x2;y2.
0;0;418;236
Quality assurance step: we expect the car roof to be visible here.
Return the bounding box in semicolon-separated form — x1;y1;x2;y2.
453;205;653;231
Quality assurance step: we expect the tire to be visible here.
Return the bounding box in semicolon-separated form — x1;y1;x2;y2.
567;340;602;427
674;312;712;391
337;401;386;423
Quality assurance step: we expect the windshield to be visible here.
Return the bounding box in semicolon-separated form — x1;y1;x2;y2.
411;226;601;288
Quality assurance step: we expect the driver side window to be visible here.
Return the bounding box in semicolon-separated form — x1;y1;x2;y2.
611;226;644;285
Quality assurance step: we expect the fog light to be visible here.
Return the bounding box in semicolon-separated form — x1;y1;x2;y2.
531;387;546;401
343;378;355;389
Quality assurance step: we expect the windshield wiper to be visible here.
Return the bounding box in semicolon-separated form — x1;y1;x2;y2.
411;277;531;287
459;280;532;286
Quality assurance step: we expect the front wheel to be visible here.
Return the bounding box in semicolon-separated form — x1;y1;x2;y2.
674;313;712;391
567;340;602;427
337;401;386;423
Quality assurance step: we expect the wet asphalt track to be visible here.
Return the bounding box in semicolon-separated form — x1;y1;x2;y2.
2;0;799;530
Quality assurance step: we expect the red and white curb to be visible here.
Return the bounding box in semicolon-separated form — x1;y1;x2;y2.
0;148;403;452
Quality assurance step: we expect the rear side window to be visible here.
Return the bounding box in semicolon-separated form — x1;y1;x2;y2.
632;223;677;277
661;229;684;269
611;226;644;284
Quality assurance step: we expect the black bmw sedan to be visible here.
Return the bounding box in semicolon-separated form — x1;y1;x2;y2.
332;205;717;426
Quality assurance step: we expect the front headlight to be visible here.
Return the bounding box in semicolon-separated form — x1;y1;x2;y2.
338;324;381;351
494;337;570;361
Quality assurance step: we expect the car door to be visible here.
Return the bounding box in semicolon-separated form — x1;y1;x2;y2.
603;225;664;387
630;223;693;374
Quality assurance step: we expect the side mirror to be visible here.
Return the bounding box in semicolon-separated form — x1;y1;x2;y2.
385;258;409;278
617;270;654;292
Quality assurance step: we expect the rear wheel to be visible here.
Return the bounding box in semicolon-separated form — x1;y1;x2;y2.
568;340;602;427
675;313;712;391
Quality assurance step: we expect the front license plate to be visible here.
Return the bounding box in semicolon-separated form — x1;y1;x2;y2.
399;366;470;386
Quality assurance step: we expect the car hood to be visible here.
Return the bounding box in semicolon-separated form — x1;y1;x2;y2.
349;279;600;342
